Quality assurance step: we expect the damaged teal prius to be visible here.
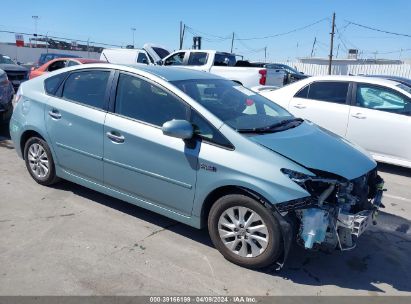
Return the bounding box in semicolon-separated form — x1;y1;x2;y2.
10;64;384;269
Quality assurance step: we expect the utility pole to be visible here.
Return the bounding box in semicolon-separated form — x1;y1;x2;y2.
179;21;182;49
179;22;185;49
131;27;136;48
310;37;317;57
230;32;235;53
264;47;267;63
328;12;336;75
32;15;39;48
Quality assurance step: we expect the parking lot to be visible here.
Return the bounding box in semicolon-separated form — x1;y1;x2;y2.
0;124;410;296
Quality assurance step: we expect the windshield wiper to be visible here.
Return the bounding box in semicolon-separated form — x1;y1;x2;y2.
237;118;304;133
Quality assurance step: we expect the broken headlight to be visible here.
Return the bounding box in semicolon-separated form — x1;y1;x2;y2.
281;168;340;201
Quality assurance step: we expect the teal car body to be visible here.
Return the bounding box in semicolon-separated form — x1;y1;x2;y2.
10;64;384;267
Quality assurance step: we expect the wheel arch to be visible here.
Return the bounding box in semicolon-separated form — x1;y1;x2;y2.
20;129;47;160
200;185;272;229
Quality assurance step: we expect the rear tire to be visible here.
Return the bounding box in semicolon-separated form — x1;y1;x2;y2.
24;137;60;186
208;194;282;269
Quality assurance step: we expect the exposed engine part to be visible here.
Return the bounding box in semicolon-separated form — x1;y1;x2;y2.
297;208;329;249
281;168;385;251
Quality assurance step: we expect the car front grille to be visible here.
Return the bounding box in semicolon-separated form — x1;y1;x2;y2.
6;72;27;81
5;71;27;90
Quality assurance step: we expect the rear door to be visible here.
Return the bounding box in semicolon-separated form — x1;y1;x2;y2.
346;82;411;164
45;69;113;183
288;81;351;136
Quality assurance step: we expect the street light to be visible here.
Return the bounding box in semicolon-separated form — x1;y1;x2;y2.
32;15;39;48
131;27;136;48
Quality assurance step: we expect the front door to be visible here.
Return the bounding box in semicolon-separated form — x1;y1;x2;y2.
103;72;198;215
346;83;411;164
45;69;112;182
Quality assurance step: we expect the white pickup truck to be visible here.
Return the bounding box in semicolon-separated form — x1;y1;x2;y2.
160;50;285;88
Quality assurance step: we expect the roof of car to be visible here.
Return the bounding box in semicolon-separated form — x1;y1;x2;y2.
43;58;105;65
306;75;401;87
64;63;223;82
75;58;106;64
126;64;222;81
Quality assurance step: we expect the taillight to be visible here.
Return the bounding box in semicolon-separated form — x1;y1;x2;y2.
259;69;267;85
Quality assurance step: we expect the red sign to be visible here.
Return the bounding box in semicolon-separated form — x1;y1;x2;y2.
15;34;24;47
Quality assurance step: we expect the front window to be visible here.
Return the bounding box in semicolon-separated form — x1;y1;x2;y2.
164;52;185;66
356;84;411;115
115;73;189;126
172;79;296;133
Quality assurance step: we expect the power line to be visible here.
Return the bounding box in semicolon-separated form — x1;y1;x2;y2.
184;18;328;43
345;20;411;38
235;18;329;40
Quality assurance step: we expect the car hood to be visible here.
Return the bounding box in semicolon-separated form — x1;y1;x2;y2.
0;64;28;72
249;121;376;180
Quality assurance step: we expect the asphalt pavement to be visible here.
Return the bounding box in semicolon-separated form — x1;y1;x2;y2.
0;124;410;295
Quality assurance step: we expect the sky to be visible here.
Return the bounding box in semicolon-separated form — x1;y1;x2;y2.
1;0;411;62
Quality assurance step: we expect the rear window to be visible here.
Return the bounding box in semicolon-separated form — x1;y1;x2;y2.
187;52;208;66
62;70;110;109
307;81;349;104
213;53;236;66
44;73;67;96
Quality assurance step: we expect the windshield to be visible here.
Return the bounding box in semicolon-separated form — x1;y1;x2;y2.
0;55;15;64
171;79;296;132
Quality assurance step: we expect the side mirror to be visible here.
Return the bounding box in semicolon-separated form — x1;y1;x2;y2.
162;120;193;140
156;59;164;65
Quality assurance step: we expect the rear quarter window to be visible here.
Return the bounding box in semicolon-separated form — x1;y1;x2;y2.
44;72;67;96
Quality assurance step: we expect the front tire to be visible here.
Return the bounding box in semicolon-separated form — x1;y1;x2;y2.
24;137;59;186
208;194;282;269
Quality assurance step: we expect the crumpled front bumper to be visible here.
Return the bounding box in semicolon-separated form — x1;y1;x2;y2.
336;182;384;250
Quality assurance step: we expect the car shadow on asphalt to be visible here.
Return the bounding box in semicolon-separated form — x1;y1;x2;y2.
53;180;411;293
274;211;411;293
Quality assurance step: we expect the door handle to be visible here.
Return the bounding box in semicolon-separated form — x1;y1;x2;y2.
48;109;61;119
106;131;125;143
352;113;366;119
293;104;306;109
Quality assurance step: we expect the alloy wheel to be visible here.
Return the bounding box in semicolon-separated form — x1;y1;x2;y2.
27;143;49;179
218;206;269;258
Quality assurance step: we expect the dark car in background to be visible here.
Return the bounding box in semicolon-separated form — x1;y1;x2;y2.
252;62;309;85
0;68;14;123
265;63;309;84
366;75;411;89
37;53;81;67
0;54;29;92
